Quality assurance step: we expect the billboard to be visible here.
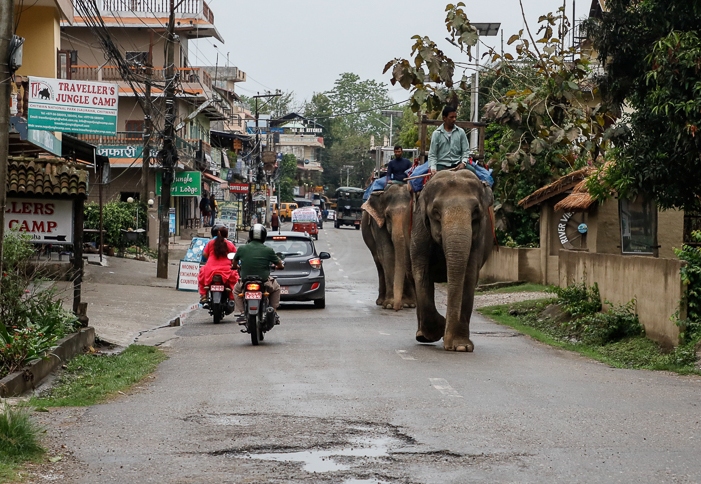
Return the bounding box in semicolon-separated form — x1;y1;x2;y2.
27;77;118;136
5;198;74;244
156;171;202;197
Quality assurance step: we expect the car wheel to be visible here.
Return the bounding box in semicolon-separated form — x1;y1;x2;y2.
314;297;325;309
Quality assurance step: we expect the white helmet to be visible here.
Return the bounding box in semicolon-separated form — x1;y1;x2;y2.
249;223;267;242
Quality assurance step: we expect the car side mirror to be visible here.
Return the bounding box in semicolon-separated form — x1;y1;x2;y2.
319;252;331;260
227;253;236;260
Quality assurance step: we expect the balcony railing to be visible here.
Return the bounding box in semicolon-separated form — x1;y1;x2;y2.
71;65;212;90
74;131;144;146
98;0;214;24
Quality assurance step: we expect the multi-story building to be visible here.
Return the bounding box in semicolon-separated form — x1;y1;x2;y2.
60;0;232;240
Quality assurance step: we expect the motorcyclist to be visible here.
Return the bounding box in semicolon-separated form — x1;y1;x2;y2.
198;224;238;305
232;224;284;321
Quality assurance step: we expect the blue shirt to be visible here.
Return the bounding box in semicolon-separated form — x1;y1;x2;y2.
386;157;412;182
428;124;470;170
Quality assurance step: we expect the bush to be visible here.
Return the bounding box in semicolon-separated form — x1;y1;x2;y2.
0;404;44;462
566;299;644;346
675;230;701;344
551;281;602;319
84;201;147;250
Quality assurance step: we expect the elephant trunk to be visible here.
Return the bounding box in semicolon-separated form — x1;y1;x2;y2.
442;216;472;324
391;212;409;311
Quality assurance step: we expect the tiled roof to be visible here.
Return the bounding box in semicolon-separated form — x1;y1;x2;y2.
8;157;89;199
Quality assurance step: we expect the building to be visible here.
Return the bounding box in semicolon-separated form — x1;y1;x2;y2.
60;0;233;242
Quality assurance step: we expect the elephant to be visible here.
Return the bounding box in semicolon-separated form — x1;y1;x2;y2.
410;169;494;352
361;184;416;311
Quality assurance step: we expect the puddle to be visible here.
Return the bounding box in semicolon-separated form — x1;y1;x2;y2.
248;437;393;473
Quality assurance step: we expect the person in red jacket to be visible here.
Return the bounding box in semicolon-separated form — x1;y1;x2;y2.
198;225;239;304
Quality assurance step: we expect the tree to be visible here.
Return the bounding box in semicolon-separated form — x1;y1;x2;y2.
277;154;297;202
586;1;701;212
326;73;394;138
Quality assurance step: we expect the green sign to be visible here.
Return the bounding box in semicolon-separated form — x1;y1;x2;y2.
97;145;143;159
156;171;201;197
26;129;62;156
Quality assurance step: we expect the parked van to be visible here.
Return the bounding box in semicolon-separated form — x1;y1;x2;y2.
277;203;298;222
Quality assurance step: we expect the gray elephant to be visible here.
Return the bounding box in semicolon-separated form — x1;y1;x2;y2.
410;170;494;351
361;184;416;311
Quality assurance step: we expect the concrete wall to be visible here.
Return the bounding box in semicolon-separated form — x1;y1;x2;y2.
596;198;623;255
558;250;686;347
16;6;61;79
87;168;155;204
479;247;543;284
658;209;685;259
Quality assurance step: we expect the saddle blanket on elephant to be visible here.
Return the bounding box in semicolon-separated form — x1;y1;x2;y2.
408;160;495;193
363;177;387;201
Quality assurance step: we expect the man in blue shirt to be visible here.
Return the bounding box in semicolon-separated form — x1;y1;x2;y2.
386;145;413;183
428;106;470;174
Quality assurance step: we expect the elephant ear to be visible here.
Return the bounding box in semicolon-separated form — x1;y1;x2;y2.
361;192;385;228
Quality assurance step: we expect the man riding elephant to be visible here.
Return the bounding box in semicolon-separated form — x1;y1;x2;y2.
428;105;471;174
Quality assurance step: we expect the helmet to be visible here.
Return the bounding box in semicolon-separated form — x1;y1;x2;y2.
249;223;267;242
211;224;226;238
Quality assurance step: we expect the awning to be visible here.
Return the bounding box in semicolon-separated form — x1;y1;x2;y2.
203;172;228;188
62;134;109;167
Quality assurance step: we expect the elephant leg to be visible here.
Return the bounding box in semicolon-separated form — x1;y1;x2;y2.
375;225;397;310
411;223;445;342
373;255;387;306
444;251;481;352
362;213;386;306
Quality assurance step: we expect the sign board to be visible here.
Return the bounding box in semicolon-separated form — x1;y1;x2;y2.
156;171;201;196
177;260;200;291
98;145;143;159
27;129;62;156
27;77;118;135
5;198;74;244
270;196;278;205
169;208;176;234
229;183;249;194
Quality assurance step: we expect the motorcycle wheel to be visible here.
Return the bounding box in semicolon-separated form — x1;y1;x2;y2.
249;313;260;346
213;303;223;324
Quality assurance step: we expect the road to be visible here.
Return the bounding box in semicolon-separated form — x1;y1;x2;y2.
36;224;701;483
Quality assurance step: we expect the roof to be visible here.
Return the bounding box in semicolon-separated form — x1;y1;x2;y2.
336;186;364;193
553;179;596;212
8;157;89;199
518;167;595;209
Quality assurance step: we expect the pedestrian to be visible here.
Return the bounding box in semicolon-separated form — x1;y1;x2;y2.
209;196;218;227
386;145;413;183
428;105;471;174
199;192;211;227
271;210;280;232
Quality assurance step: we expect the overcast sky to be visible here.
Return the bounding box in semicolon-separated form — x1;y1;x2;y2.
191;0;592;105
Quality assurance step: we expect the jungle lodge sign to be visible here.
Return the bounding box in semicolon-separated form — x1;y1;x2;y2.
5;198;74;244
27;77;118;136
156;171;202;197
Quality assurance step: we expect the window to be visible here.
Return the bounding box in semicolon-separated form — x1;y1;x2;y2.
265;238;313;257
619;195;658;255
125;51;148;66
57;50;71;79
125;120;144;136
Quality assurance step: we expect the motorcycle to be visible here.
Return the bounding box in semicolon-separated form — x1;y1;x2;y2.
231;253;284;346
203;273;235;324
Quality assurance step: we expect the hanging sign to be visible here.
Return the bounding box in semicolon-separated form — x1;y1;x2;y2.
27;77;118;135
229;183;249;194
156;171;202;196
5;198;74;244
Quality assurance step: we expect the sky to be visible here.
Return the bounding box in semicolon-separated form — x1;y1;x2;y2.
191;0;593;106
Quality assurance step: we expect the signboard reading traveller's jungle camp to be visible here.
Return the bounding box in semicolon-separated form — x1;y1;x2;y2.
5;198;74;244
27;77;118;136
156;171;202;197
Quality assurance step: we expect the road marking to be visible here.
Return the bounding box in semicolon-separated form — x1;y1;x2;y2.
332;257;338;261
380;332;390;335
429;378;462;397
334;261;340;265
338;269;344;272
396;350;416;360
343;276;349;279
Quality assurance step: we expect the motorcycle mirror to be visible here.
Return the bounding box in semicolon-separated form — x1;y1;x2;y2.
227;253;236;260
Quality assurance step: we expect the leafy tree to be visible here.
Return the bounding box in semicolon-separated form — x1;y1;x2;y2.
277;154;297;202
326;73;394;138
585;1;701;212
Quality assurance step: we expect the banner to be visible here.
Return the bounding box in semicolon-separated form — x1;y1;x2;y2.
27;77;118;135
177;261;200;291
5;198;74;244
156;171;202;197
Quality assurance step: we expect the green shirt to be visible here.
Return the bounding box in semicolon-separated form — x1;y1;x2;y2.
234;241;280;280
427;124;470;171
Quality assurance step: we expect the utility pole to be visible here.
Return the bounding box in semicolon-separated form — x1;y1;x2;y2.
251;90;281;228
141;32;153;204
157;0;178;279
0;0;15;286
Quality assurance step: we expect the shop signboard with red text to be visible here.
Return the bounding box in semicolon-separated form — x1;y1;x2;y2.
5;199;74;244
27;77;118;135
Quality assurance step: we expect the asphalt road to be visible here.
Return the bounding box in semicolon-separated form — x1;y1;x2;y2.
35;224;701;483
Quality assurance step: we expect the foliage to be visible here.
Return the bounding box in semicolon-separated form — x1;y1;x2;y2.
551;280;602;319
0;404;44;463
325;73;394;138
84;201;147;250
480;300;697;373
31;345;167;407
277;154;297;203
674;230;701;344
585;0;701;212
0;232;80;379
477;283;550;294
568;300;645;346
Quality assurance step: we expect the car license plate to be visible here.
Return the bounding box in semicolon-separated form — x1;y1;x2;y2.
354;220;360;225
210;285;225;292
280;286;289;295
245;291;262;300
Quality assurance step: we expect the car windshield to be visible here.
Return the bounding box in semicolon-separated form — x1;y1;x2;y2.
265;238;313;257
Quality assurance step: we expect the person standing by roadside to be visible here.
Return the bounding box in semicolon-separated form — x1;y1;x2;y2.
209;195;218;227
271;210;280;232
428;106;470;174
199;192;211;227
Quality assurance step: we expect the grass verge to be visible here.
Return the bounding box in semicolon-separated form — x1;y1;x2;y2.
0;404;45;484
479;299;701;374
31;345;167;408
478;283;551;294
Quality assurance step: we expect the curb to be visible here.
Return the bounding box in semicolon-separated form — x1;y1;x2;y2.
0;327;96;398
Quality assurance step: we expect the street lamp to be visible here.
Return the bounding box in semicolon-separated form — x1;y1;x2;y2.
470;23;501;150
380;109;403;148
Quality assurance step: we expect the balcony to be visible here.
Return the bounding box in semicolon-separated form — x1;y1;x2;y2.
97;0;214;24
71;65;213;90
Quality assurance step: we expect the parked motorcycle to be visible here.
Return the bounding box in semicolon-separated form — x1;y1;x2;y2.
203;273;235;324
